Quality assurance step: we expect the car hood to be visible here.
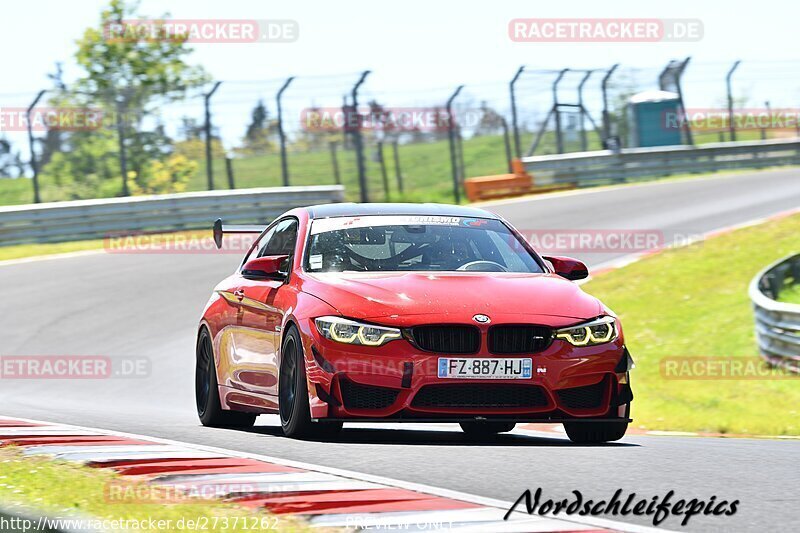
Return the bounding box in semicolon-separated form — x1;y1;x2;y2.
302;271;604;326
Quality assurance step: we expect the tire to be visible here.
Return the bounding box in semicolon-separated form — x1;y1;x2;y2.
279;326;343;439
564;421;628;443
459;421;515;437
196;328;257;428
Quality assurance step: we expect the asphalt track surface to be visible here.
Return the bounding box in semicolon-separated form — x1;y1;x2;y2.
2;168;800;531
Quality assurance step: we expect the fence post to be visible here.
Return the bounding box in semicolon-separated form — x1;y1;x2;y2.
329;141;341;185
26;90;46;203
351;71;371;202
392;141;404;193
509;66;525;158
456;127;466;182
377;141;390;200
552;69;568;154
577;70;594;152
726;60;741;141
225;157;235;189
660;57;693;145
500;117;513;172
276;76;294;186
601;64;619;147
446;85;464;203
677;57;694;146
115;95;130;197
204;81;222;191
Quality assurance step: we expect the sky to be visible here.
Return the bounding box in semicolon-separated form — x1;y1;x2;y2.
1;0;799;154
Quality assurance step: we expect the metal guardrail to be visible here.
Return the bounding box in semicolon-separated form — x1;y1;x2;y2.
0;185;345;245
749;252;800;373
523;138;800;186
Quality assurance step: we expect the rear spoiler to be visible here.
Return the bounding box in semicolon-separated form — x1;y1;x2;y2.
213;218;267;249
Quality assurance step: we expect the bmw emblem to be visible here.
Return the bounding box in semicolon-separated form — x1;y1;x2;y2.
473;314;491;324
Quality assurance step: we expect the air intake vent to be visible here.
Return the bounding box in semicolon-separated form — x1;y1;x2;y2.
488;325;552;354
411;326;480;354
556;380;607;410
339;380;399;410
411;384;548;409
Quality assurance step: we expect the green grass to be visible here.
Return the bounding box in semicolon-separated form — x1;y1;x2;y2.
2;134;517;206
0;447;313;533
193;134;517;204
5;127;788;207
581;214;800;436
778;283;800;304
0;239;108;261
0;230;216;262
0;166;794;264
0;177;39;206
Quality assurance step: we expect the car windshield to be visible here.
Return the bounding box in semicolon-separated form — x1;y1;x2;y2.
305;215;543;273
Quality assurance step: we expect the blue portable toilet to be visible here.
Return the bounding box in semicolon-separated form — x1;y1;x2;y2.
627;90;683;147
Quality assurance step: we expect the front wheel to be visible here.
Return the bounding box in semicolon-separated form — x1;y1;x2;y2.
279;327;342;439
460;421;515;437
196;328;256;428
564;421;628;443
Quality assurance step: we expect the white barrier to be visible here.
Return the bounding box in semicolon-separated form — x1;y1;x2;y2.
749;253;800;373
0;185;345;245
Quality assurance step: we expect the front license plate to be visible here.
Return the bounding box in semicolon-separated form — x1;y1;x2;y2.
437;358;532;379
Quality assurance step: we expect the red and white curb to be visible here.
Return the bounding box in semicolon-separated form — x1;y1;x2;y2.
0;416;668;532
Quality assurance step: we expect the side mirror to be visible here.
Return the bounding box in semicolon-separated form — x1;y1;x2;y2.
544;256;588;281
241;255;290;281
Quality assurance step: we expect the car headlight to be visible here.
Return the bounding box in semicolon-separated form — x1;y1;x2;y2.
315;316;402;347
555;316;617;346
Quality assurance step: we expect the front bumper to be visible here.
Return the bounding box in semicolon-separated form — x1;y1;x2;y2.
305;326;634;421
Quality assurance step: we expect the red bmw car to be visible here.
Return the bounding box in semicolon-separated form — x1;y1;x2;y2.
196;203;634;443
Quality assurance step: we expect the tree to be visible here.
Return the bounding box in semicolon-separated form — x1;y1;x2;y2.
235;100;277;155
38;130;66;169
129;154;197;195
362;99;401;144
40;0;210;199
292;104;341;153
38;130;121;200
474;101;505;137
428;106;450;142
0;139;24;178
179;117;204;141
74;0;208;108
39;63;68;168
172;116;221;161
245;100;269;141
605;74;639;149
174;137;225;161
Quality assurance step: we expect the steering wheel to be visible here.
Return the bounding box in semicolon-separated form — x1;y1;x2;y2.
457;260;508;272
